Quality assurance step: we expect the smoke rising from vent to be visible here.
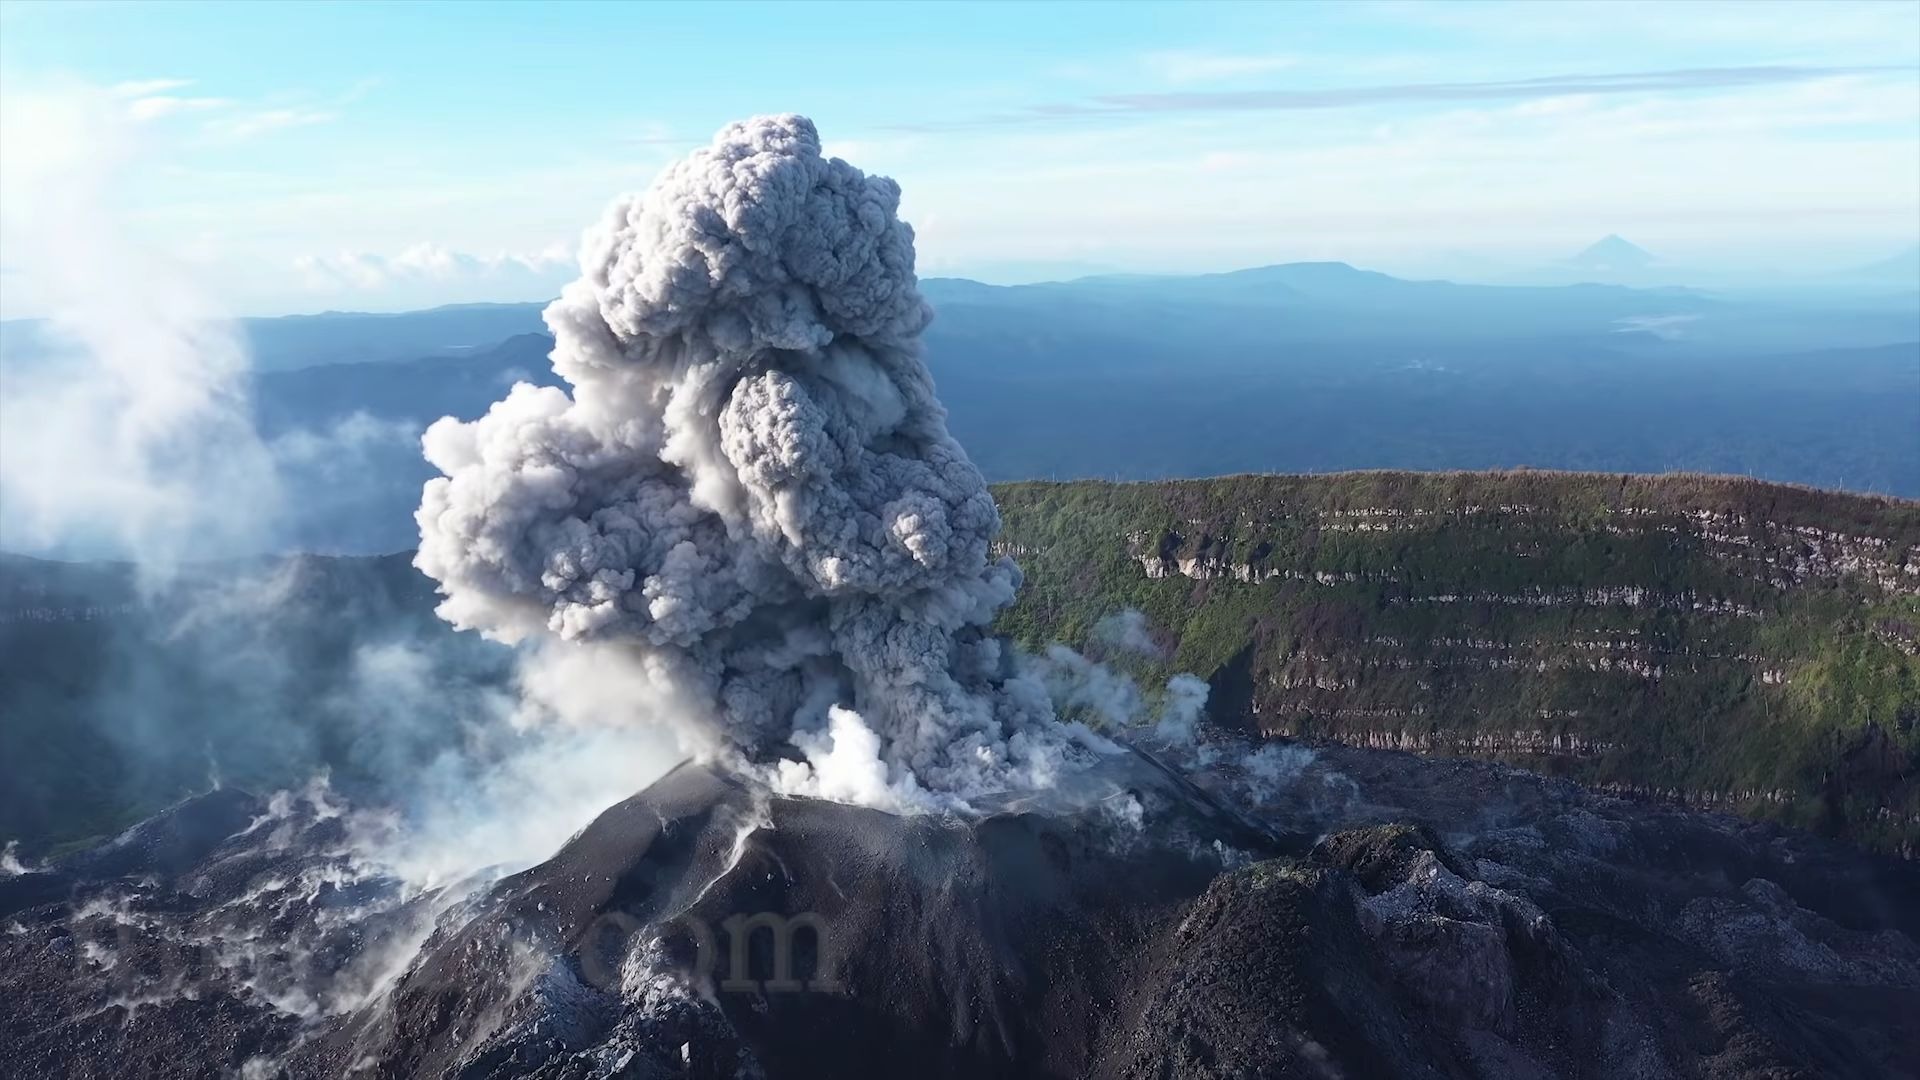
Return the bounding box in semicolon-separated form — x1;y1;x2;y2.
415;115;1117;808
0;82;280;566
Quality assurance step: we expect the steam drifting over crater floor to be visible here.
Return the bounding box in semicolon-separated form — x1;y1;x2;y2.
413;115;1124;811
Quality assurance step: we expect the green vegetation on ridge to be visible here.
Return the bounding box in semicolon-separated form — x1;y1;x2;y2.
990;470;1920;857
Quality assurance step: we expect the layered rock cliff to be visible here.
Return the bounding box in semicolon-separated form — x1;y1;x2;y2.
992;470;1920;856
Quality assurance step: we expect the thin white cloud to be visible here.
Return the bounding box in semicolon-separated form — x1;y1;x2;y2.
889;63;1915;131
1385;0;1920;55
204;107;339;143
93;77;351;142
880;70;1919;276
102;78;229;124
294;242;571;291
109;78;193;98
618;119;684;146
126;95;230;122
1145;51;1297;84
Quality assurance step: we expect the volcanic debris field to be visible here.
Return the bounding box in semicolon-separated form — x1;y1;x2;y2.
2;745;1916;1078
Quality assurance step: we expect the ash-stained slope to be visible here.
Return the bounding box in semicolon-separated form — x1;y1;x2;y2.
5;742;1916;1080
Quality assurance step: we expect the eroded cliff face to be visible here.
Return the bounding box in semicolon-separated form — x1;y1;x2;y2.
1134;508;1918;597
1128;499;1912;584
992;471;1920;857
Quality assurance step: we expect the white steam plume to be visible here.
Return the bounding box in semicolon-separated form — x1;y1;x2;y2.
1095;608;1164;657
0;81;279;566
415;115;1116;810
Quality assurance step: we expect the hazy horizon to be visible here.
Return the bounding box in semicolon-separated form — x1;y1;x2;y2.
1;235;1914;323
3;0;1917;318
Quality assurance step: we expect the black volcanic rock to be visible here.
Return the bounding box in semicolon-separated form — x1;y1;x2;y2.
0;788;265;917
3;745;1917;1079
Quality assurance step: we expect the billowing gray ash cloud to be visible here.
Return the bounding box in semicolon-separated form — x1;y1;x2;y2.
416;115;1124;811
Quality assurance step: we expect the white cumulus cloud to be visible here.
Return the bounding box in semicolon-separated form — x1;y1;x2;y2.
295;242;572;292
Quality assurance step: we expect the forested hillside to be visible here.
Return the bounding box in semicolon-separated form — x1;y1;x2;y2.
992;471;1920;856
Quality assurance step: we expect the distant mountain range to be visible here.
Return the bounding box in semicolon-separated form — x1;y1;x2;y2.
1842;243;1920;284
2;264;1916;556
1424;236;1920;292
237;301;550;370
3;250;1915;372
0;301;550;374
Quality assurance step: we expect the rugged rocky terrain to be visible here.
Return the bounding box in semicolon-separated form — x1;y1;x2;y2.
7;470;1917;862
3;737;1915;1079
993;471;1920;856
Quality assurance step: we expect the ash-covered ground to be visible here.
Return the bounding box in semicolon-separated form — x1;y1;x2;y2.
3;736;1915;1080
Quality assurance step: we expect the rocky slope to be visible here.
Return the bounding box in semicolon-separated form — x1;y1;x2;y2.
3;738;1916;1079
991;471;1920;856
6;470;1916;862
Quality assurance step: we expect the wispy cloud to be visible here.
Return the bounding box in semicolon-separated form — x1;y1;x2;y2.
125;94;230;122
203;107;338;143
1100;64;1916;113
617;119;689;147
889;63;1918;131
109;78;228;123
879;69;1918;280
1144;50;1297;84
198;78;377;143
109;78;194;98
95;77;350;142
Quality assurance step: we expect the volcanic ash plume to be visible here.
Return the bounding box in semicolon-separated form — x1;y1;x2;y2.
415;115;1113;810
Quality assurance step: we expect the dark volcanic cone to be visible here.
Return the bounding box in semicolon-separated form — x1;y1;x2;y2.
278;752;1915;1080
299;755;1292;1078
5;745;1918;1079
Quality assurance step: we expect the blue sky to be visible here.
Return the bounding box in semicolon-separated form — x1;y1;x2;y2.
2;0;1916;315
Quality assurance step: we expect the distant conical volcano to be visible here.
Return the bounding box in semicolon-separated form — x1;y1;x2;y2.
1566;234;1657;271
